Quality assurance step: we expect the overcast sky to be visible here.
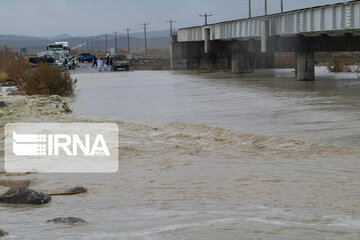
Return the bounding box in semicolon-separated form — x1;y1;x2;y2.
0;0;346;37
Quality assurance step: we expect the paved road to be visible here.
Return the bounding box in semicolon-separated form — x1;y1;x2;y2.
71;62;99;74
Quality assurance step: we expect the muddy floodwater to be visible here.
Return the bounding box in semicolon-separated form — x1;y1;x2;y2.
72;68;360;147
1;67;360;239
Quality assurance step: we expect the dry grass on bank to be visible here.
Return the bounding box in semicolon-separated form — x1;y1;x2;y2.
275;52;360;72
0;46;75;96
324;53;354;73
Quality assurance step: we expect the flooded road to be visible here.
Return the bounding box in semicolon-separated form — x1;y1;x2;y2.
1;67;360;239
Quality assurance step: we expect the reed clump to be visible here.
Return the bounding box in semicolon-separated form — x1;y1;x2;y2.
0;46;75;96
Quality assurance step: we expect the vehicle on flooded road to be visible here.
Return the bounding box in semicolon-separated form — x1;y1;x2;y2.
55;56;78;71
112;55;130;71
47;42;70;55
29;54;55;65
78;53;94;63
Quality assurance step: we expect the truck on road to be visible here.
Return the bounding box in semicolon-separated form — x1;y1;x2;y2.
113;55;130;71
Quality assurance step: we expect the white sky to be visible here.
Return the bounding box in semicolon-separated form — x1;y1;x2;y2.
0;0;346;36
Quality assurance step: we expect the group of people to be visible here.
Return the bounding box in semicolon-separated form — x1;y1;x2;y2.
92;51;113;71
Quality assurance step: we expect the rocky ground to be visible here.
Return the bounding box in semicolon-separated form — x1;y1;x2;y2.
0;86;72;157
0;87;80;236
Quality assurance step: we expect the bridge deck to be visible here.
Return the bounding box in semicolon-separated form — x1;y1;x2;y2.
178;0;360;42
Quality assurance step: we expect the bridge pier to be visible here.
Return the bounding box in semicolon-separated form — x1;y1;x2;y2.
231;41;255;73
256;52;275;68
296;51;315;81
294;53;298;77
204;28;211;54
171;34;205;70
231;52;255;73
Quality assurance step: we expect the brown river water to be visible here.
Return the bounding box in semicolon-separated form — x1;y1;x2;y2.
1;66;360;239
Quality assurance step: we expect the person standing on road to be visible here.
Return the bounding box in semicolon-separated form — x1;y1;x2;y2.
98;57;104;71
92;56;98;68
109;56;113;71
105;55;110;71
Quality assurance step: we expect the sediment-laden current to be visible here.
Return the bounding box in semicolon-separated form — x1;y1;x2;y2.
0;67;359;239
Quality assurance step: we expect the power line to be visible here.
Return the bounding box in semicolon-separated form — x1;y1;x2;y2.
199;13;212;26
166;20;176;37
142;23;149;55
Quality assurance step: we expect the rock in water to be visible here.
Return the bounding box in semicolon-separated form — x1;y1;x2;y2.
0;101;7;109
47;217;87;225
62;102;72;113
0;229;8;237
66;186;87;194
0;187;51;205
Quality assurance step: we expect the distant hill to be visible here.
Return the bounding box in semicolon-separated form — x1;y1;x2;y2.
0;31;172;53
127;30;171;38
0;35;55;52
47;34;73;40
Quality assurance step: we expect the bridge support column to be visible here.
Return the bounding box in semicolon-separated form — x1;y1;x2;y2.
261;20;270;53
296;51;315;81
204;28;211;54
294;52;298;77
170;35;177;70
231;52;254;73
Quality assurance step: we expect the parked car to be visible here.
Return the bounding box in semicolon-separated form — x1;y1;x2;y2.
113;55;130;71
68;56;78;69
55;58;68;71
29;55;55;65
55;56;78;71
78;53;94;63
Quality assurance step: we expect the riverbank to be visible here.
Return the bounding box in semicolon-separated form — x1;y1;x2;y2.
0;90;72;173
0;89;71;125
1;69;360;239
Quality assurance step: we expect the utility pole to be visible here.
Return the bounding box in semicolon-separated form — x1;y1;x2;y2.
113;31;118;54
97;36;100;54
199;13;212;26
265;0;268;15
281;0;284;13
249;0;252;18
125;28;131;53
105;34;108;52
166;20;176;37
142;23;149;55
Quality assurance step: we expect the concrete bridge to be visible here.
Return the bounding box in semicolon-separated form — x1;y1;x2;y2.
171;0;360;80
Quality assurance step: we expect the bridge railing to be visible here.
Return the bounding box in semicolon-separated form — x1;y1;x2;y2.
178;0;360;42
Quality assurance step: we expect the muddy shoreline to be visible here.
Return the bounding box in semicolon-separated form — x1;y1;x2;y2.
1;70;360;239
